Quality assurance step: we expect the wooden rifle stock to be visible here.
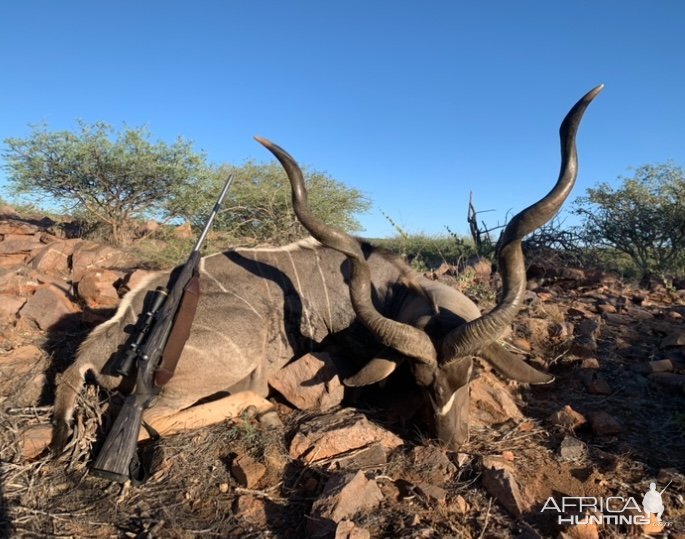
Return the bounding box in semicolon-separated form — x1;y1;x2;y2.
91;175;233;483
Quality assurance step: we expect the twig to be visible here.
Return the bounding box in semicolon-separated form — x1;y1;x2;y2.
477;497;493;539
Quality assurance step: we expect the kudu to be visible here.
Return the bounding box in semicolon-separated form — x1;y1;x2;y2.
52;85;601;453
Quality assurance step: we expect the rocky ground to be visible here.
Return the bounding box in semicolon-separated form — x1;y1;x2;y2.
0;208;683;538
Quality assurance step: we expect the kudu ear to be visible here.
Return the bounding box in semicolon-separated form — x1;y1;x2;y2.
343;349;402;387
479;342;554;384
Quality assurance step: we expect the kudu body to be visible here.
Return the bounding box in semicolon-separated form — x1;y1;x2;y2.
52;86;601;451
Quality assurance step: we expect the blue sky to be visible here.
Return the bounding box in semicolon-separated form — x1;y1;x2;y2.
1;1;683;238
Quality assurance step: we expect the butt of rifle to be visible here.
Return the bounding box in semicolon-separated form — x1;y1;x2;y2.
91;395;145;483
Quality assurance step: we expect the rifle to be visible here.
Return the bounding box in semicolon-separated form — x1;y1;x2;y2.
91;175;233;483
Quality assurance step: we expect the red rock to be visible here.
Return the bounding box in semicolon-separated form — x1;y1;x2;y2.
0;345;44;377
0;253;28;268
20;424;53;459
549;405;587;430
71;241;132;281
230;454;266;488
308;471;383;537
289;410;402;465
0;294;26;322
0;238;44;254
580;358;600;369
174;223;194;239
470;371;524;426
410;445;457;485
269;352;344;411
18;284;79;330
77;269;121;308
335;520;371;539
589;411;622;436
0;220;39;235
233;495;268;526
29;240;79;275
481;455;532;517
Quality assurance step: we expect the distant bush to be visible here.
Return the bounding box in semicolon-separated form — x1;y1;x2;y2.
574;162;685;281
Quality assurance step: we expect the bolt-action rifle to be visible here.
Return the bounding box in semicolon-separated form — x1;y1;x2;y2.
91;175;233;483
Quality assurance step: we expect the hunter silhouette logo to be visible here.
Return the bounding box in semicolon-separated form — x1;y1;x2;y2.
642;481;671;522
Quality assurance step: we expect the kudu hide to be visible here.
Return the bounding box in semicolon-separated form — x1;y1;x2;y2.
52;86;602;452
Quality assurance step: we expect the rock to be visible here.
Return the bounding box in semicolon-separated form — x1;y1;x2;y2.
308;471;383;538
335;520;371;539
549;405;587;430
481;455;532;517
230;454;266;488
174;223;194;239
268;352;344;411
646;359;676;373
589;411;622;436
0;294;26;322
71;241;132;281
0;345;44;377
289;409;402;465
470;372;524;426
596;303;617;314
18;284;79;330
557;435;587;461
12;373;47;406
77;269;121;308
233;495;267;526
410;445;457;486
29;240;78;275
510;337;532;352
571;318;601;357
579;358;600;369
333;443;388;470
0;253;28;268
0;206;20;218
20;424;53;459
578;369;611;395
0;237;44;254
414;482;448;504
660;331;685;348
453;494;468;514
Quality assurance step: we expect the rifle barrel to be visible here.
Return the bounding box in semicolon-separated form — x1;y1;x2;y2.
192;174;233;252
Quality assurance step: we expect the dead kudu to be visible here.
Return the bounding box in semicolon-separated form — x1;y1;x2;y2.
52;86;602;455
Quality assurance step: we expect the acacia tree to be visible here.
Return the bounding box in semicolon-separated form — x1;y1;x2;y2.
574;162;685;279
172;161;370;244
3;122;212;245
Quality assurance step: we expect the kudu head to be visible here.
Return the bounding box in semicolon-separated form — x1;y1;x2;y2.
255;85;602;448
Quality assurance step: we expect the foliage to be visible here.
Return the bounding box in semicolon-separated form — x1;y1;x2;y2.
172;162;370;245
371;233;476;271
3;122;213;245
574;162;685;279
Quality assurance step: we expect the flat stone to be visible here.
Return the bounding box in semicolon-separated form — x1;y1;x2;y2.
481;455;532;517
268;352;344;411
289;409;402;465
0;294;26;321
0;238;43;254
20;424;53;459
29;240;79;275
308;471;383;538
335;520;371;539
18;284;79;330
470;371;524;426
